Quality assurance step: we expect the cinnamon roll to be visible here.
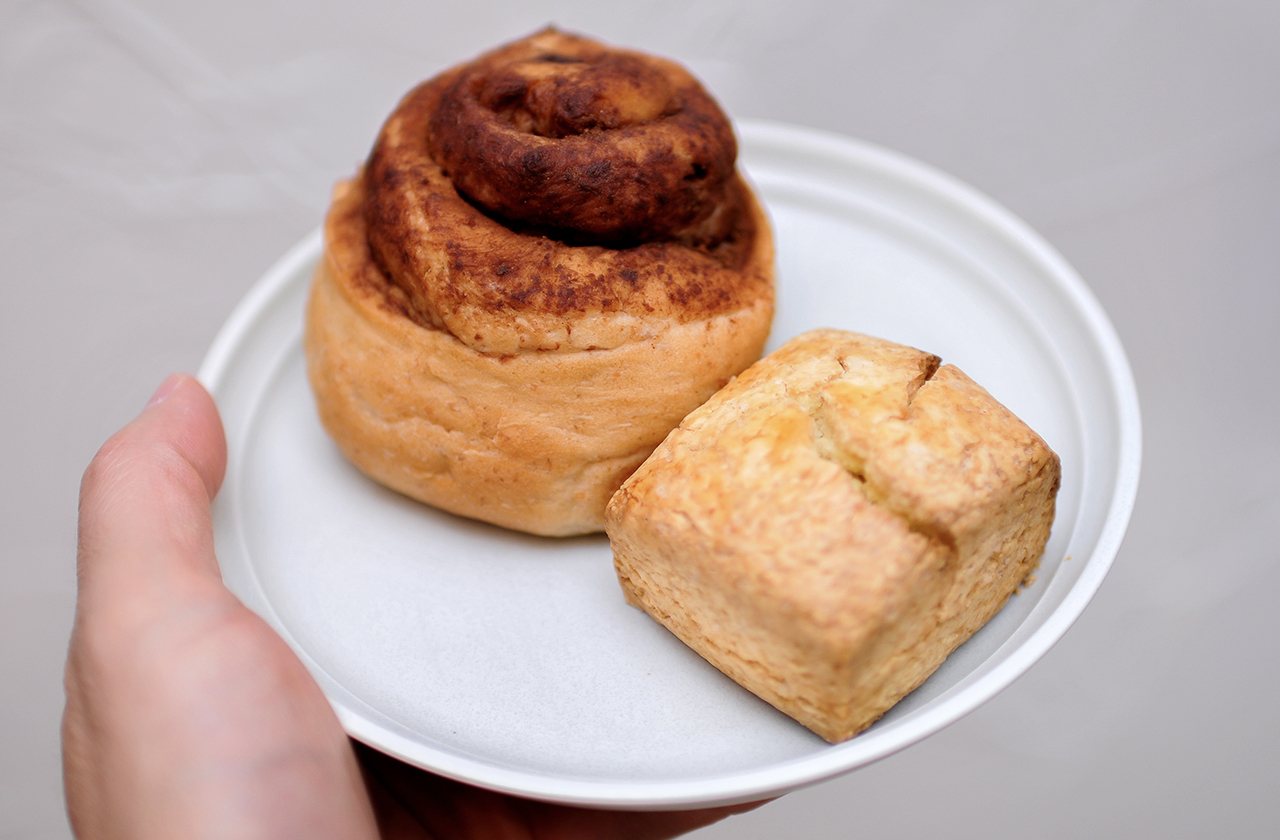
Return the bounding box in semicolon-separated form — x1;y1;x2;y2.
304;29;774;536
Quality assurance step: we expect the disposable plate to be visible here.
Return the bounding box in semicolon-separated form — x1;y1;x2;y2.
201;121;1141;808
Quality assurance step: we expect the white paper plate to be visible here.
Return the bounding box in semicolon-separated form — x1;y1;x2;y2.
201;121;1140;809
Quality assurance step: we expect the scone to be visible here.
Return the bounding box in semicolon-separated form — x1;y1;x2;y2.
605;329;1060;742
305;29;774;537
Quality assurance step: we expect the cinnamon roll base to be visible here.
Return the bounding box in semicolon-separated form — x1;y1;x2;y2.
304;178;774;536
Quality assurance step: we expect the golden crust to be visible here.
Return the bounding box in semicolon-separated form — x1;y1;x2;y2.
306;176;773;536
605;329;1060;741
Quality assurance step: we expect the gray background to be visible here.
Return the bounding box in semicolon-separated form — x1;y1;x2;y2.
3;1;1277;837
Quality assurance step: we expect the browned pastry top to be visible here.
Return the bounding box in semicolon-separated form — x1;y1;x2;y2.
427;30;738;244
360;28;771;354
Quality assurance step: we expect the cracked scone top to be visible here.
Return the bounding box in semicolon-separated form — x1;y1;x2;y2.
605;329;1061;742
304;29;774;536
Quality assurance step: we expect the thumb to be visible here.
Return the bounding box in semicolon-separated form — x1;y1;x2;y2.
66;374;380;840
76;373;227;604
138;372;226;500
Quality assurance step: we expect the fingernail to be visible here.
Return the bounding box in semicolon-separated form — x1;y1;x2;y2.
147;373;185;407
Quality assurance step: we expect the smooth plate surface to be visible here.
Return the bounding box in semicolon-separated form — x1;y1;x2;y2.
201;121;1140;809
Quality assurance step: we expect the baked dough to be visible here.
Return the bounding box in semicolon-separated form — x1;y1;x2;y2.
605;329;1061;742
304;29;774;536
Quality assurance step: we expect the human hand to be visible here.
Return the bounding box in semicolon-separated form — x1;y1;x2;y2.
64;373;761;839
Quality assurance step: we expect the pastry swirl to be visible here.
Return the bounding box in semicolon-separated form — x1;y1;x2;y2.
425;32;737;245
362;28;768;356
305;29;774;536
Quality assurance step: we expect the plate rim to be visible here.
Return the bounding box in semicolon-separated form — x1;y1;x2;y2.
199;119;1142;809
